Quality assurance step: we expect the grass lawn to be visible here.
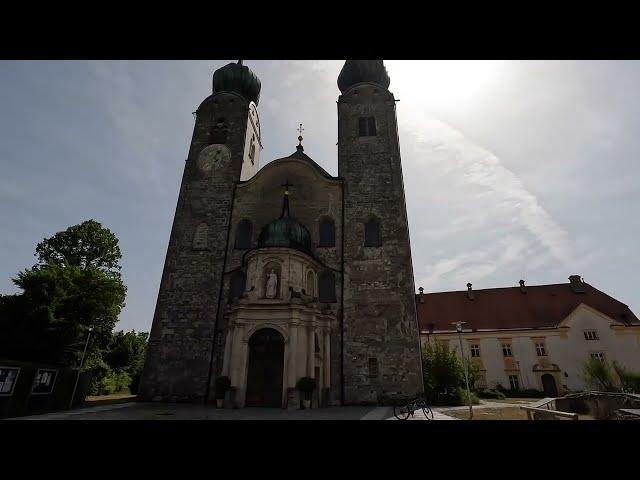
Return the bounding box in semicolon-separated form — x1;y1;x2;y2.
85;391;136;405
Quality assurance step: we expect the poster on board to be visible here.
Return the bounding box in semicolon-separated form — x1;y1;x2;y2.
0;367;20;396
31;369;58;395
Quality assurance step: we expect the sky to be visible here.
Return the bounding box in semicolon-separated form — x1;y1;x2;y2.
1;60;639;333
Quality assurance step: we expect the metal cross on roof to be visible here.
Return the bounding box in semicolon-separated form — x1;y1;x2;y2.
281;179;294;195
297;123;304;145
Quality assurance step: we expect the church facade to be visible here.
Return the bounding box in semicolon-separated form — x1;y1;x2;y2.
139;60;424;407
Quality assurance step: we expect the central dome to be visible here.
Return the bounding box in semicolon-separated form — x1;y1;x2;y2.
258;217;311;252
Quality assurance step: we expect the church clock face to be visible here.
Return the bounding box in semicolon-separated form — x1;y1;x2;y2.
198;144;231;173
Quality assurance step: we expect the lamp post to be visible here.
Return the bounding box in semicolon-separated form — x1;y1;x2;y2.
452;321;473;420
69;326;93;409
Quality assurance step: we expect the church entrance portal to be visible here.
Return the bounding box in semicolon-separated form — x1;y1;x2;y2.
245;328;285;407
541;373;558;397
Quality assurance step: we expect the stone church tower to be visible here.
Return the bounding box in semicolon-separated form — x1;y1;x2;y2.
139;60;423;406
338;61;423;403
139;61;262;402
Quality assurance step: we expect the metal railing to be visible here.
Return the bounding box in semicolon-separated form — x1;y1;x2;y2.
520;397;579;420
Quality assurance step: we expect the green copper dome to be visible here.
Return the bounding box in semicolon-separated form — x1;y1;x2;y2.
258;217;311;252
212;60;261;105
337;60;390;93
257;189;311;252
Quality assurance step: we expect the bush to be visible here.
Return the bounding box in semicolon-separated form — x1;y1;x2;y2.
214;376;231;399
456;388;480;406
505;389;546;398
581;357;620;392
612;361;640;393
296;377;316;400
92;370;131;396
476;389;506;400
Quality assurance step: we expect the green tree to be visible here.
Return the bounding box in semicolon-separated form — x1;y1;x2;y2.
0;220;127;369
612;361;640;393
422;341;464;404
580;357;620;392
34;219;122;278
105;330;149;373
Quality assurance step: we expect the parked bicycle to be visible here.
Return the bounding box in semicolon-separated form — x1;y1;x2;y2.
393;396;434;420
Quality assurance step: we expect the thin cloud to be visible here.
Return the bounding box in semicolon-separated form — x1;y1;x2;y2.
400;110;573;291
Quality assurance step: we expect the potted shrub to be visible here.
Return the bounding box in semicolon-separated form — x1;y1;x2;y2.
214;376;231;408
296;376;316;409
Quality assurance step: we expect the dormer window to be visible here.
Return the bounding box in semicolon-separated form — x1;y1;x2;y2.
358;117;377;137
584;330;599;341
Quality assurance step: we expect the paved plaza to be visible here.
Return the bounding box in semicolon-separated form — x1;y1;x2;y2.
7;399;537;421
12;402;396;420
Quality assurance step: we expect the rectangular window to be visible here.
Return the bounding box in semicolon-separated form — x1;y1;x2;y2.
368;358;378;376
508;375;520;390
584;330;599;341
502;343;512;357
476;373;487;389
470;344;481;358
535;342;547;357
591;352;605;362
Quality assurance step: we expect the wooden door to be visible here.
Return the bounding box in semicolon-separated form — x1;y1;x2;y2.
245;329;284;407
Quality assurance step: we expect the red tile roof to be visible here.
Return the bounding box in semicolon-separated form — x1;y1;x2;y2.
416;281;639;333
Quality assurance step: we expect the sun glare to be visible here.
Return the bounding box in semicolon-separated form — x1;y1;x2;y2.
386;60;503;108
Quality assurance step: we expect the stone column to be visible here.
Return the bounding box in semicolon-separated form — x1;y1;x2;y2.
324;328;331;389
297;325;307;380
307;326;315;378
236;337;249;408
221;324;234;377
229;323;245;390
288;324;299;388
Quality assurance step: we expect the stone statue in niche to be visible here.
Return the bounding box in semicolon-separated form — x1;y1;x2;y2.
265;269;278;298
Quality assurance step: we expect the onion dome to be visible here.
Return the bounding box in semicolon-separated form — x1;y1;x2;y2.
212;60;261;106
258;184;311;252
337;60;390;93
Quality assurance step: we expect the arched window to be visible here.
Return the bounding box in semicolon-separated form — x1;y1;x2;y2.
364;218;382;247
318;271;337;303
248;134;256;164
318;217;335;247
234;219;253;250
230;270;246;299
358;116;377;137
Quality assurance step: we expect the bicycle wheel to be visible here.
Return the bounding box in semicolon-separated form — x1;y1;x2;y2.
393;404;411;420
422;405;434;420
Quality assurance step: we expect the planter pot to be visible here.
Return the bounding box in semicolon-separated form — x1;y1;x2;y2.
216;398;224;408
303;399;311;409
